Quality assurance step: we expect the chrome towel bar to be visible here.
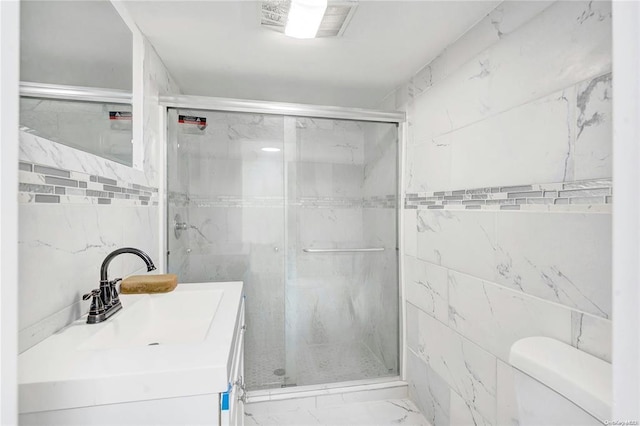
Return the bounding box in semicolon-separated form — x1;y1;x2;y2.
302;248;385;253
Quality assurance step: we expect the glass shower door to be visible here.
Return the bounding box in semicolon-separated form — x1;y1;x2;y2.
167;108;400;391
284;117;399;387
166;108;287;390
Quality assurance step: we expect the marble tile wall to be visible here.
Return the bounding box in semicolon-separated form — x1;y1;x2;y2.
395;1;612;424
18;132;159;352
18;39;180;352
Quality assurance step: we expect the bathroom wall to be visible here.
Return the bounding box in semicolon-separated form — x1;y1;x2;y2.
392;1;612;424
17;39;180;352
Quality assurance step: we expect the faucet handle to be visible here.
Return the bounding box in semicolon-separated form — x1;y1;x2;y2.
83;289;106;316
109;278;123;306
82;289;101;301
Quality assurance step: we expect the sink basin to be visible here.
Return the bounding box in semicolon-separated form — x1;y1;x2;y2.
78;289;223;351
19;281;244;415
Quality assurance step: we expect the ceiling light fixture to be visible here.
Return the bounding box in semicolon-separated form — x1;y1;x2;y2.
261;147;281;152
285;0;328;39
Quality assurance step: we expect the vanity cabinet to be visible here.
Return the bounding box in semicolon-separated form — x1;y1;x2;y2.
19;282;245;426
221;295;245;426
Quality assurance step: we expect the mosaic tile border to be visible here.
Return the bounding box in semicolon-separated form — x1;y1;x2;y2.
405;178;612;211
169;192;397;209
19;162;159;206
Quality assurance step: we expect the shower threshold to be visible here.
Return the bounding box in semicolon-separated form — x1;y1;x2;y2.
246;376;404;403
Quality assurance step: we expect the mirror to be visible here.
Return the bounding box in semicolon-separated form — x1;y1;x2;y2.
20;0;134;166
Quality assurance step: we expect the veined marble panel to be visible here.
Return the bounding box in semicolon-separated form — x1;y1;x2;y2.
417;210;497;282
571;311;612;362
404;255;448;323
296;117;364;166
448;270;572;361
446;87;577;190
496;360;520;426
297;162;364;199
413;1;555;99
142;39;182;186
449;387;493;426
298;208;364;247
574;73;613;180
405;137;452;193
415;308;497;423
495;211;611;318
18;203;156;350
411;0;611;144
245;398;428;425
363;122;397;198
403;209;417;257
406;348;450;426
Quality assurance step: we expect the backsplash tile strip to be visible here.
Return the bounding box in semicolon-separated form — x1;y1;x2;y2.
168;192;397;209
19;162;33;172
34;165;70;178
19;162;159;206
35;194;60;203
405;178;612;211
44;176;78;188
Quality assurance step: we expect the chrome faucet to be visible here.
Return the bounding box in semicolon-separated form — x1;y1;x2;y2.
83;247;156;324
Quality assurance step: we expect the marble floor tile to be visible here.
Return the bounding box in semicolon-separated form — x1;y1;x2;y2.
245;398;431;426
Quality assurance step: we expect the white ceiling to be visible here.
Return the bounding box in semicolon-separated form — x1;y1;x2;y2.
125;1;500;108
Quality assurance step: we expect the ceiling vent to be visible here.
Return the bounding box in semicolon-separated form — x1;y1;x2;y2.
261;0;358;38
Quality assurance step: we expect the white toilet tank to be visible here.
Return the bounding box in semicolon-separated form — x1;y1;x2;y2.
509;337;611;426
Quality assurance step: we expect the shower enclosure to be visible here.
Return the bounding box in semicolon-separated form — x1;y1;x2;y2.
166;103;400;391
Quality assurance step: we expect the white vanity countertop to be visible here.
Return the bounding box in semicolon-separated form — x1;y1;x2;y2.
19;281;244;414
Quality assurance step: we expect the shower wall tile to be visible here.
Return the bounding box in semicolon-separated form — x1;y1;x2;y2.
405;138;451;194
296;162;363;198
409;1;555;100
446;88;576;190
415;308;497;423
406;348;450;426
285;281;360;346
298;208;364;247
416;210;497;282
361;249;398;372
296;118;365;165
396;1;612;424
495;211;611;318
571;311;612;363
411;1;611;145
363;122;397;198
363;208;396;248
142;38;182;186
404;256;448;323
496;360;520;426
447;270;572;362
574;74;613;180
449;388;493;426
403;210;417;257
